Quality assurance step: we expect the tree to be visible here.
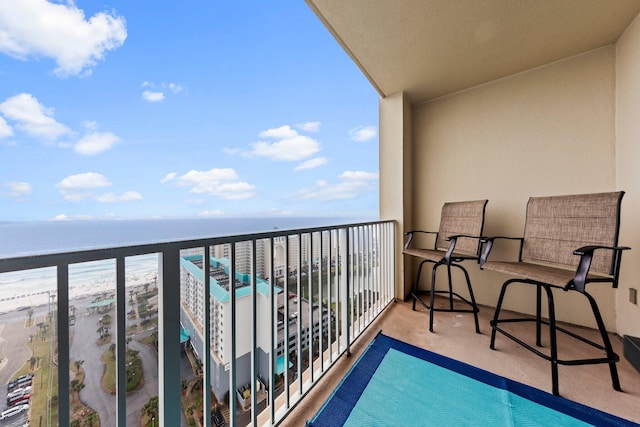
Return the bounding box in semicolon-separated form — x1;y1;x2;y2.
144;282;150;293
143;396;159;425
85;411;98;427
26;308;34;326
74;359;84;373
70;379;85;397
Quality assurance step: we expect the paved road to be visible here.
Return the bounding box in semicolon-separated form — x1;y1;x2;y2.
0;314;37;387
69;297;162;426
0;293;193;426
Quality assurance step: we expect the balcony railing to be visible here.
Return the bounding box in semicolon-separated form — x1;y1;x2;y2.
0;220;395;426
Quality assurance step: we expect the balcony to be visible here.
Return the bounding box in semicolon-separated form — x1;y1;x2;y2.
2;217;640;426
0;220;395;426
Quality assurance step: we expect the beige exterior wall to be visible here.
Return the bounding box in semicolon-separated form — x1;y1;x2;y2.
616;13;640;338
405;46;621;329
379;92;412;300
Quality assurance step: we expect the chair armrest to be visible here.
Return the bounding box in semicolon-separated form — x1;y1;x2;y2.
571;245;631;292
479;236;524;267
404;230;437;250
445;234;484;261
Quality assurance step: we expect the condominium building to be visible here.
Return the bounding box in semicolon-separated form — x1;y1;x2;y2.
179;254;331;401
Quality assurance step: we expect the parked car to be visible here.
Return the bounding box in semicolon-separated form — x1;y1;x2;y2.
7;386;31;400
8;374;34;391
7;393;30;407
0;403;29;420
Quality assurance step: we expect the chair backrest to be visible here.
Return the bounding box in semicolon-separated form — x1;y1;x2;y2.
435;200;488;256
522;191;624;275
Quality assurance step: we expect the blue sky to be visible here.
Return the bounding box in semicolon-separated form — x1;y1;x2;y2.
0;1;379;222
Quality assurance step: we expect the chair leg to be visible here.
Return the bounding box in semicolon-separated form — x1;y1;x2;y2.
446;263;454;311
453;263;480;334
536;284;543;347
490;280;511;350
541;285;560;396
583;290;622;392
429;263;442;333
411;260;428;311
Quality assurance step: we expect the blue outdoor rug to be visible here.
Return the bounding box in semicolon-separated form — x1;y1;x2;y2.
307;332;639;427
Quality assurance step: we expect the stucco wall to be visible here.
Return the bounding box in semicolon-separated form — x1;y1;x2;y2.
616;13;640;338
409;46;619;329
379;92;412;299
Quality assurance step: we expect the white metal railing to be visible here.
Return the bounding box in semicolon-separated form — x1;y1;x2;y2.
0;220;395;426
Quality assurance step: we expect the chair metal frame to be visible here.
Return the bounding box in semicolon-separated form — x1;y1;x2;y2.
404;199;488;333
480;191;630;396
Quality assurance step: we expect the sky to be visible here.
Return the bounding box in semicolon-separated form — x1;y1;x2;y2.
0;1;379;223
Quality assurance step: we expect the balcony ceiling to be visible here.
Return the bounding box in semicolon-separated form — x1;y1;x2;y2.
307;0;640;103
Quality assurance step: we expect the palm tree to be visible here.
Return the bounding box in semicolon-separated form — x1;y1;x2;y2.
26;308;34;326
70;379;85;397
85;411;98;427
74;359;84;373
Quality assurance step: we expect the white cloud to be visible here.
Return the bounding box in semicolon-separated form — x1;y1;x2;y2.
295;157;327;171
0;116;13;138
297;121;321;132
0;0;127;77
172;168;256;200
167;83;183;94
267;208;292;216
248;125;321;161
223;147;241;155
56;172;141;202
198;210;224;217
50;214;93;221
0;93;70;140
259;125;298;139
56;172;111;201
74;131;120;155
94;191;142;203
292;170;378;201
5;181;31;197
142;90;165;102
160;172;177;183
349;125;378;142
141;82;183;101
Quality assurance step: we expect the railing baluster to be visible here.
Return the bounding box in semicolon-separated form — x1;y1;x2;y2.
203;246;212;427
269;237;276;424
115;257;126;426
57;264;70;427
251;239;258;426
296;233;303;398
229;244;237;426
159;249;182;426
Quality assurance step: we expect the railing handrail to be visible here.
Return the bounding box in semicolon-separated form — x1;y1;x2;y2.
0;219;390;272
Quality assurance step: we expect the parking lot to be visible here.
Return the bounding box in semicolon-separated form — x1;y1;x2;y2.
0;375;32;427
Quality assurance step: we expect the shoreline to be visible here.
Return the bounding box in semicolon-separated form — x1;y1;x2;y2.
0;270;158;314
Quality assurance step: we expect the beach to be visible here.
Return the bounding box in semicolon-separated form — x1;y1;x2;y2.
0;270;158;314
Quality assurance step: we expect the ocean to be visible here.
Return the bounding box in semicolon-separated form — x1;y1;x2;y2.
0;217;359;310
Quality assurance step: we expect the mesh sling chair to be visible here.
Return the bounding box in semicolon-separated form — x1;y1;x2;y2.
480;192;630;396
403;199;488;333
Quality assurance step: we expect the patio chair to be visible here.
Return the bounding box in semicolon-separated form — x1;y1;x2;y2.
403;199;488;333
480;191;630;396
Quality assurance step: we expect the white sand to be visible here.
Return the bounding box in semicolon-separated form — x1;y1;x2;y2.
0;271;158;313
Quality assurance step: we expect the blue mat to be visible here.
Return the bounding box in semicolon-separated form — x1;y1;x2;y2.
307;332;639;427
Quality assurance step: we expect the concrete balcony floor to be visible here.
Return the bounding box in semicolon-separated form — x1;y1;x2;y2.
280;298;640;425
